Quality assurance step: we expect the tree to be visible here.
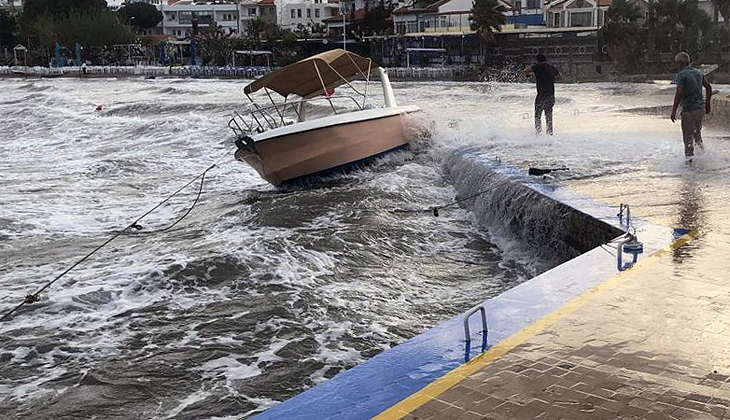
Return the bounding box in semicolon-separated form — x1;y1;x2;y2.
0;9;19;48
22;0;107;21
118;2;163;29
362;1;392;36
196;23;234;66
53;11;135;49
648;0;712;57
469;0;506;45
599;0;643;72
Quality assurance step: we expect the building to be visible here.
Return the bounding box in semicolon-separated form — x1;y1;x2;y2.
106;0;124;11
237;0;277;34
392;0;514;35
160;1;240;38
281;0;341;31
508;0;547;26
544;0;611;28
0;0;22;10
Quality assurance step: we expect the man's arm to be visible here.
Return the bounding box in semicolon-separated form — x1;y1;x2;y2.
671;85;684;123
524;65;533;78
703;77;712;114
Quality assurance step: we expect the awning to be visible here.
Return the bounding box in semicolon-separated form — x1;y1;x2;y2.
243;49;377;98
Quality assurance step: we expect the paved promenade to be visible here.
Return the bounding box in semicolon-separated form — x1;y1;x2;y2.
373;229;730;420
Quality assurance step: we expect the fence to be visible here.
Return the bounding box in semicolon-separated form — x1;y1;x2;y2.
0;65;273;78
386;66;474;80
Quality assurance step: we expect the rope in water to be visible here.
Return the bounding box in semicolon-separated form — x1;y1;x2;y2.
0;147;235;322
383;185;502;217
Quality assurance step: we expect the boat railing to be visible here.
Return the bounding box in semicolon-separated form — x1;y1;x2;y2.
228;95;366;136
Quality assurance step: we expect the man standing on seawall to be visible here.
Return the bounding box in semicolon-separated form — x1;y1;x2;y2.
670;51;712;163
524;54;561;135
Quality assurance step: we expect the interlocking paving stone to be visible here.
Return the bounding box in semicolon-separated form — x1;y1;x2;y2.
384;242;730;420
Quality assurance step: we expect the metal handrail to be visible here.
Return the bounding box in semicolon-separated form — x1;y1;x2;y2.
228;95;366;136
463;305;488;342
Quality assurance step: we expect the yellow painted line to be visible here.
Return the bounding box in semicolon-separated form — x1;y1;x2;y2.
371;229;701;420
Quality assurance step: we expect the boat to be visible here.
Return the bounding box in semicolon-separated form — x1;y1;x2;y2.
227;49;422;187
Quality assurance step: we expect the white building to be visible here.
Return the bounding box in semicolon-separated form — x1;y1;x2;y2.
0;0;22;9
106;0;124;11
241;0;278;33
281;0;341;30
160;1;241;38
393;0;513;34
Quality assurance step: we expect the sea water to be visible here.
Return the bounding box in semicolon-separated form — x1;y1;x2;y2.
0;77;728;419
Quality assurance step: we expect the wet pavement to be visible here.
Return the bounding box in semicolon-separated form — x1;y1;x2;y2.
371;138;730;420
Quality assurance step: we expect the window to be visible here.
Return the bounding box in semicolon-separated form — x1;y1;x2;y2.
307;9;311;18
515;1;521;11
396;22;406;34
439;15;447;28
526;0;539;9
553;12;561;27
249;8;256;16
406;21;418;33
570;11;592;26
297;9;302;18
315;8;320;18
178;11;192;24
291;9;296;18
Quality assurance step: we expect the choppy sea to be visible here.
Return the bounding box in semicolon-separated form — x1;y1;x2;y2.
1;76;728;419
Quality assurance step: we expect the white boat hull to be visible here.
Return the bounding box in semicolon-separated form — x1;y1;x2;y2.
235;106;421;186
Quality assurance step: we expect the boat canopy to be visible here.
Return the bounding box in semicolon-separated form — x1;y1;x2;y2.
243;49;376;98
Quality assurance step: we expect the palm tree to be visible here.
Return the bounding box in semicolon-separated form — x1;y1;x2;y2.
599;0;642;72
469;0;506;46
649;0;711;56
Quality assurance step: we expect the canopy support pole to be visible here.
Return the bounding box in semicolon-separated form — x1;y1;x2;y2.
313;61;337;115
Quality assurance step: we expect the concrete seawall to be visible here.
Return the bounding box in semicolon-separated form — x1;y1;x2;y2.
706;92;730;131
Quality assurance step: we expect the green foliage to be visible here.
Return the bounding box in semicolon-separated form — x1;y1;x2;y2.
22;9;133;64
118;2;163;29
599;0;643;72
50;11;135;48
196;23;234;66
605;0;642;24
649;0;711;57
282;31;297;49
362;1;392;35
0;9;19;48
22;0;107;21
469;0;506;45
248;18;281;43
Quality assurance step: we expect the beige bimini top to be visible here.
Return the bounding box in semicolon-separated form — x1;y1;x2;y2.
243;49;376;99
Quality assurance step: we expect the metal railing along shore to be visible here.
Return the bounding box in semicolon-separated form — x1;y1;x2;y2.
0;65;273;78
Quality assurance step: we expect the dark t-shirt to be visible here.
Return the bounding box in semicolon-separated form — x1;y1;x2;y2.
532;62;560;99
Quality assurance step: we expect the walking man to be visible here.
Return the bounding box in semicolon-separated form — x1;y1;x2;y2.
525;54;561;135
670;52;712;163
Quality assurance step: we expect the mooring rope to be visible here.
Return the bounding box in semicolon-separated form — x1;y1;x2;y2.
380;185;501;217
1;147;235;322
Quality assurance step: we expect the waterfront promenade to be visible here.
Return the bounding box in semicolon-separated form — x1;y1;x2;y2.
370;108;730;419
